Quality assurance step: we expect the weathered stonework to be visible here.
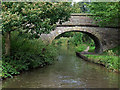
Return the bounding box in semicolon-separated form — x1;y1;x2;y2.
41;13;119;54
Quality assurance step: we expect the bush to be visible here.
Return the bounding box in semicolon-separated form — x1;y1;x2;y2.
2;31;57;78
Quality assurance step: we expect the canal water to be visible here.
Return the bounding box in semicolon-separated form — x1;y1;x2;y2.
2;48;119;88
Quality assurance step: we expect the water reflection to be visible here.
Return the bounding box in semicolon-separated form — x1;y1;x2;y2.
2;48;119;88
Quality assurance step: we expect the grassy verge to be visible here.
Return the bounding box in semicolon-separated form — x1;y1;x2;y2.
85;46;120;72
2;31;57;79
75;44;95;52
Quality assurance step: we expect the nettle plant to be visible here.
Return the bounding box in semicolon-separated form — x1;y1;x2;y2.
2;2;72;55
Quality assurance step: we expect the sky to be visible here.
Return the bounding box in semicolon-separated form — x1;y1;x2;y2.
71;0;84;5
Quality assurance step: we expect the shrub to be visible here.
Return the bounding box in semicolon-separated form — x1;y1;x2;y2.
2;31;57;78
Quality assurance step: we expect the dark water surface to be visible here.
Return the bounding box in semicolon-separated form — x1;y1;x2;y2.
2;48;119;88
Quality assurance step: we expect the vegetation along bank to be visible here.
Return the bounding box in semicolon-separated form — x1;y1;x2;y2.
53;31;119;73
1;2;119;79
1;2;72;79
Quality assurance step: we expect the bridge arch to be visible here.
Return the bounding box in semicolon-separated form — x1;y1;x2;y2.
41;13;118;53
49;27;103;53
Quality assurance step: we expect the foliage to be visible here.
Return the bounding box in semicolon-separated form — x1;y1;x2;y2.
2;2;72;36
52;31;119;72
2;31;57;78
67;32;95;47
85;55;119;72
53;32;95;52
0;34;2;54
75;44;95;52
85;46;120;72
88;46;95;52
2;2;72;55
87;2;120;27
0;36;1;79
75;44;87;52
53;37;70;46
2;2;71;78
55;32;75;39
71;2;89;13
104;46;120;56
0;14;1;32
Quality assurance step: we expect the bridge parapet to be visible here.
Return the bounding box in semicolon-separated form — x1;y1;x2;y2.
56;13;97;27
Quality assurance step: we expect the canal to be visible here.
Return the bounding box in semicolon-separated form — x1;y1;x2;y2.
2;48;119;88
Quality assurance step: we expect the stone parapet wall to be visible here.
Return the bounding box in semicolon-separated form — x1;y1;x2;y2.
57;13;97;26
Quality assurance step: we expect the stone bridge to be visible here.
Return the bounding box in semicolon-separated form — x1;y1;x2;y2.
41;13;119;54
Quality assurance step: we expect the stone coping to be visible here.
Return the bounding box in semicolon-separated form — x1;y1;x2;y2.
71;13;94;16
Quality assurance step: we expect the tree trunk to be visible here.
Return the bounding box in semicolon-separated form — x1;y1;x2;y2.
5;31;11;56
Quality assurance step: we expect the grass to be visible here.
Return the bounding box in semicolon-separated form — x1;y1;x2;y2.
85;46;120;72
75;44;87;52
88;46;95;52
75;45;95;52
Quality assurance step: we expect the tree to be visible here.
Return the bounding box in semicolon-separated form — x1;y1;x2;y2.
71;2;89;13
71;2;82;13
2;2;72;55
87;2;120;27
